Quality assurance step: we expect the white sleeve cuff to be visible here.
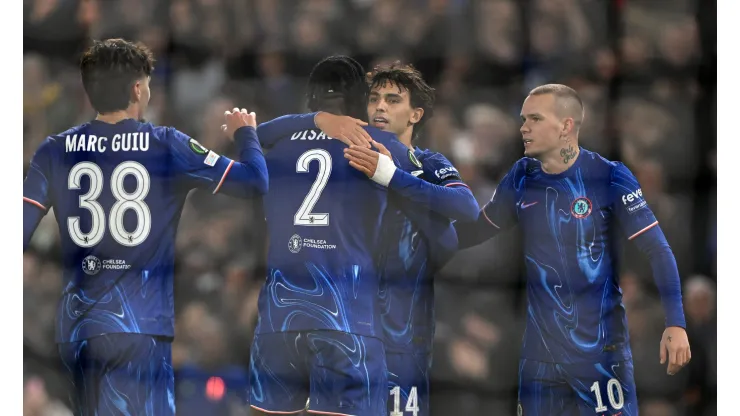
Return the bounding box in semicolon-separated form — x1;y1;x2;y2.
370;153;397;187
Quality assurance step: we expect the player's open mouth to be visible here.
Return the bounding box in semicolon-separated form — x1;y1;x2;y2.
523;139;533;146
372;117;389;128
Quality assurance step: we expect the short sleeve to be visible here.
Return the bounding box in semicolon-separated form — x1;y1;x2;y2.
609;163;659;240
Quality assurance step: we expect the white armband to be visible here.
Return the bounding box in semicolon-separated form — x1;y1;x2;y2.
370;153;397;187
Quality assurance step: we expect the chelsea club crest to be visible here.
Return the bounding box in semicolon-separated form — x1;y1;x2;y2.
288;234;303;253
571;197;592;219
82;255;101;276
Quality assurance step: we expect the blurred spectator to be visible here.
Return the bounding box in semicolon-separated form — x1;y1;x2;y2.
23;377;72;416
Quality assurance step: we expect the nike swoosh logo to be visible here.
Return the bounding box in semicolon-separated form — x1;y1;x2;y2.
521;201;539;209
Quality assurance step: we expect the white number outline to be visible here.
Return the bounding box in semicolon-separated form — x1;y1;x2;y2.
67;161;152;248
294;149;331;226
68;162;106;247
389;385;419;416
591;378;625;412
606;378;625;410
109;161;151;246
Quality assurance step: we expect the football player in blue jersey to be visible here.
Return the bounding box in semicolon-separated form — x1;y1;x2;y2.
255;61;478;416
22;38;268;416
247;56;477;416
247;55;410;416
347;62;472;416
454;84;692;415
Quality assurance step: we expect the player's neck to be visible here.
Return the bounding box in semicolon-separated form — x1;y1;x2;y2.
540;142;580;174
95;109;136;124
398;129;414;150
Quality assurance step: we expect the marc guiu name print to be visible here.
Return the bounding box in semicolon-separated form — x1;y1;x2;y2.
65;132;150;153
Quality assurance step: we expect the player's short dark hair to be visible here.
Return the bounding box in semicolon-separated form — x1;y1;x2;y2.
307;55;369;121
528;84;584;127
79;38;155;114
367;62;435;141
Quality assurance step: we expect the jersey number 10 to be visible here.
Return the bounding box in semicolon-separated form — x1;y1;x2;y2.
67;161;151;248
590;379;625;412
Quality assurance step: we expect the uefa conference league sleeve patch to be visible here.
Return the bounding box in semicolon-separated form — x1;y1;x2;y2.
408;149;425;177
188;137;220;167
188;138;208;155
408;149;423;169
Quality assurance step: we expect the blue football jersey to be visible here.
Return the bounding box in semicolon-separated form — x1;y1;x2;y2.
23;119;266;343
254;124;410;338
378;148;461;353
481;148;659;363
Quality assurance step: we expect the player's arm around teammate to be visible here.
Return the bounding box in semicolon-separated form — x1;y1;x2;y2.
343;139;478;222
256;111;374;149
253;109;479;222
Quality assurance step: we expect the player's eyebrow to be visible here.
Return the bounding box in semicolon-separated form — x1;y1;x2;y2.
381;92;404;100
520;113;543;120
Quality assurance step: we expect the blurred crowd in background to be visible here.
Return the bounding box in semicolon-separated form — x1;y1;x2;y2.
23;0;716;415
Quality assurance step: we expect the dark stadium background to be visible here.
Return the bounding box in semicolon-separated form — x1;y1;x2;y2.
23;0;716;415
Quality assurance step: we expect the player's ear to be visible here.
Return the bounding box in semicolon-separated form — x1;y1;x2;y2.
410;107;424;125
562;117;574;136
132;80;142;103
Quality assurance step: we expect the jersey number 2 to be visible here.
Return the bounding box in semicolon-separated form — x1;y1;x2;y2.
67;161;151;247
294;149;331;226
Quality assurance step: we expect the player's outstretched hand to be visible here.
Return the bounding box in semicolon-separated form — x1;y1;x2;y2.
314;111;372;148
221;108;257;140
344;140;392;177
660;326;691;375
